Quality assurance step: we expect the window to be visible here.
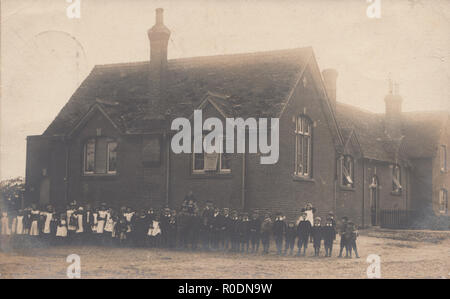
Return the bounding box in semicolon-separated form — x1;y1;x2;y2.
295;116;312;177
83;137;118;175
84;139;95;174
107;142;117;174
341;155;354;188
192;135;230;174
440;145;447;172
439;189;448;214
392;164;402;193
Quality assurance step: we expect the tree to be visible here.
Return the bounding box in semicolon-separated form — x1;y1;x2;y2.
0;177;25;211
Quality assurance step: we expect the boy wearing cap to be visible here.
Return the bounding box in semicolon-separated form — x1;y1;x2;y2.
296;212;311;256
338;216;349;258
272;212;286;255
249;211;261;253
284;221;297;255
260;213;273;254
311;217;323;257
346;221;360;258
322;217;336;257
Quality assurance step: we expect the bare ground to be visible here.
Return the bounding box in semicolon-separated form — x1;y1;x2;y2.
0;230;449;279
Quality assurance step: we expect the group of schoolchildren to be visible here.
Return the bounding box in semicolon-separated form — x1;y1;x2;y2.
0;193;360;258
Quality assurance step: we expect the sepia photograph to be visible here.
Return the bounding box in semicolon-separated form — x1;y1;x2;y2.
0;0;449;284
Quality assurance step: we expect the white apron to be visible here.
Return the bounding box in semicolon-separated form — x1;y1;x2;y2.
43;212;53;234
1;212;10;235
29;211;40;236
147;220;161;236
15;216;24;235
56;220;68;237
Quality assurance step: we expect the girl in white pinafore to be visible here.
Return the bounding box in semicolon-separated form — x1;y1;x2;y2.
55;214;68;245
97;208;108;234
14;210;25;235
1;211;11;236
29;207;40;236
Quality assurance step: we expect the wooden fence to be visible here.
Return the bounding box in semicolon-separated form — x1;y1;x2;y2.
379;209;413;229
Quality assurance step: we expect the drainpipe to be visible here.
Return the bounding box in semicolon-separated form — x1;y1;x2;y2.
241;152;246;210
64;138;70;206
362;159;365;228
165;133;170;207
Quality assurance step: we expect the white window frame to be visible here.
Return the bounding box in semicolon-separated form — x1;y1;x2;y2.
392;164;402;193
341;155;354;187
440;145;447;172
106;141;118;174
294;116;312;178
192;134;230;174
439;189;448;214
83;139;96;174
83;137;117;175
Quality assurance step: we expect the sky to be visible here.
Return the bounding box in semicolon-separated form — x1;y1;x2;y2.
1;0;450;180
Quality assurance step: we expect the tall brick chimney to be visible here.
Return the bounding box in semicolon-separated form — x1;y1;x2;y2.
384;80;403;139
147;8;171;119
322;69;338;111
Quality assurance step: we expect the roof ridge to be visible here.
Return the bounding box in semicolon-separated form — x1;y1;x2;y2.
93;47;313;70
336;101;379;115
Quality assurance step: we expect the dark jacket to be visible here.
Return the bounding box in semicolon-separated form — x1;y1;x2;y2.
297;220;312;238
272;219;286;237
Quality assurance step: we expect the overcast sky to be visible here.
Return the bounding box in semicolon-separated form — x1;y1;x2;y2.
1;0;449;180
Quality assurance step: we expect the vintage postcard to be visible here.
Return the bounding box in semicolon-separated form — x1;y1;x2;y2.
0;0;449;283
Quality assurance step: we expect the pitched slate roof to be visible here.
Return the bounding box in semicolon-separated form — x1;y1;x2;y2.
44;47;313;135
335;102;449;161
402;111;449;158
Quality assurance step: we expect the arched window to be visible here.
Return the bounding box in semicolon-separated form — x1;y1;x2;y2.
392;164;402;193
439;189;448;214
340;155;354;188
83;137;117;175
295;116;312;178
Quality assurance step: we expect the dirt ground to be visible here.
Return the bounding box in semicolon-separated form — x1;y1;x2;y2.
0;229;449;279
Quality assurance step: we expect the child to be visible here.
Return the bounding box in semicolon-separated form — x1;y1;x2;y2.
159;207;171;248
211;207;222;250
41;205;56;246
311;217;322;257
29;205;41;240
227;210;238;252
0;209;11;251
260;213;272;254
338;216;349;258
249;211;261;253
147;214;162;247
284;221;296;256
83;204;95;245
296;212;311;256
96;204;108;233
12;209;25;248
322;218;336;257
133;210;149;247
117;214;128;247
168;210;178;249
346;221;360;258
124;206;135;244
272;212;286;255
238;212;250;253
66;203;77;245
221;208;232;251
55;213;68;246
74;206;85;245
